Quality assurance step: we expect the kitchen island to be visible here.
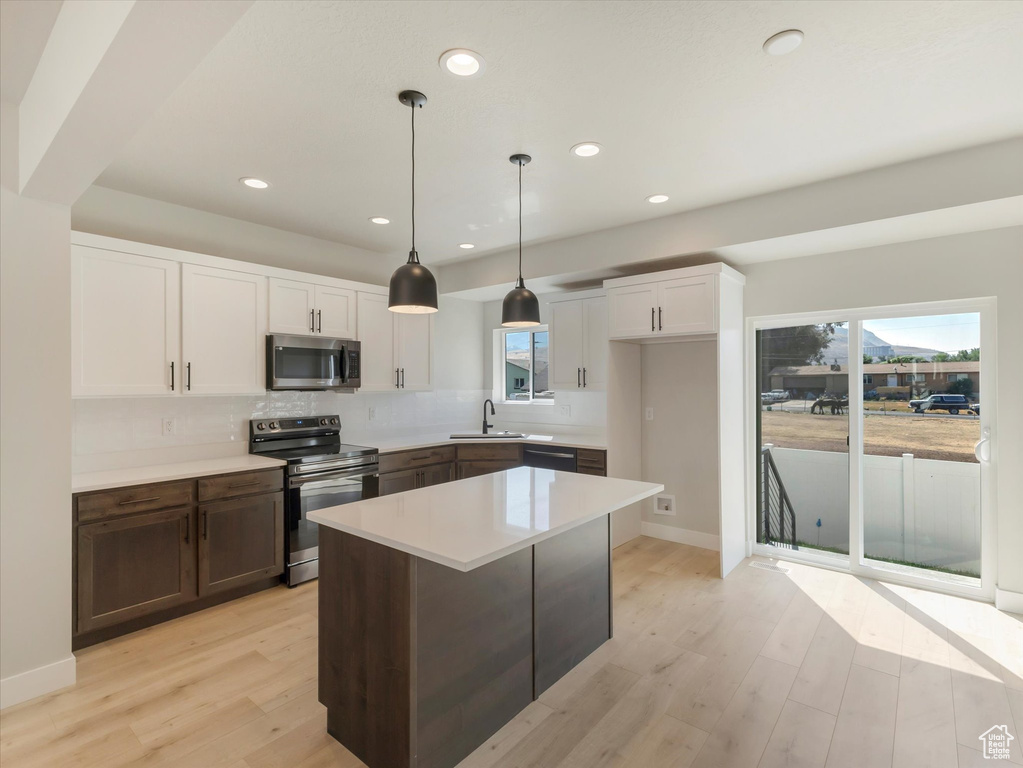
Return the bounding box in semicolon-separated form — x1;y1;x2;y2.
309;467;663;768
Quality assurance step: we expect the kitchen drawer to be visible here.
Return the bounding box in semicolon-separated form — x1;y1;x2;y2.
379;445;457;474
458;458;522;479
576;448;607;471
77;480;194;522
457;443;522;462
576;467;607;477
198;469;283;501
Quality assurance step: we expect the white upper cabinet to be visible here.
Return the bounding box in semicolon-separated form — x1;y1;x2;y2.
181;265;267;395
269;279;356;338
657;276;716;335
356;292;395;391
268;278;316;335
607;283;659;339
394;313;433;391
550;294;607;390
606;273;716;340
72;246;180;397
315;285;356;338
356;292;433;391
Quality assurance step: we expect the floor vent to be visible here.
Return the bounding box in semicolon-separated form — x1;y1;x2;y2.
749;561;790;574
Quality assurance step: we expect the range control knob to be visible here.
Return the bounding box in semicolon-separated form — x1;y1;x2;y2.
320;418;328;426
268;421;279;430
255;422;266;431
330;417;339;425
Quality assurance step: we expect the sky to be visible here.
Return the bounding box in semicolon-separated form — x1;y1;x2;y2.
862;313;980;353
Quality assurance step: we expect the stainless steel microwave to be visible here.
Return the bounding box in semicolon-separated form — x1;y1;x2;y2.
266;335;361;391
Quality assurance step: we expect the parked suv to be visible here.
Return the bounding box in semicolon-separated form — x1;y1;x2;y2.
908;393;974;415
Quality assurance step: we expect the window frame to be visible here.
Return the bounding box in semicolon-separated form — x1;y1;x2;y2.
495;325;555;406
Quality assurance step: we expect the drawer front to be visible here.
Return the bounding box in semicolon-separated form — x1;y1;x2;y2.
458;458;522;480
198;469;283;502
77;480;194;522
576;467;606;477
457;443;522;462
379;445;457;474
576;449;607;471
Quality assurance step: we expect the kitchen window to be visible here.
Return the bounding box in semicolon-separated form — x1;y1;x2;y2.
499;326;553;403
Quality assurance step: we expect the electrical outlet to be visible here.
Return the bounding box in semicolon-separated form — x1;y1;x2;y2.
559;404;571;418
653;494;676;516
162;418;176;436
645;407;654;421
367;406;376;421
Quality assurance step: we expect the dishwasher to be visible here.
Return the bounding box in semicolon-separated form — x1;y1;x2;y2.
522;444;577;471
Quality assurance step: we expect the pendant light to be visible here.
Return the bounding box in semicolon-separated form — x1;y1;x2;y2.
388;90;438;314
501;154;540;327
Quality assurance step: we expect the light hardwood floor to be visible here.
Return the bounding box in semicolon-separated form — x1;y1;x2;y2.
2;537;1021;768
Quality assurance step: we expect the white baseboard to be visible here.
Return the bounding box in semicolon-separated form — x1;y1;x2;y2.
995;586;1023;615
641;521;720;551
0;655;76;710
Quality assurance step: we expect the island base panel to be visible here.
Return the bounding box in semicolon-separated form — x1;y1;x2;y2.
318;518;612;768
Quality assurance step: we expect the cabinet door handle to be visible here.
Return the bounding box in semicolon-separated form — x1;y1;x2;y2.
401;368;405;388
396;368;400;388
186;362;191;391
577;368;581;387
310;309;315;333
183;514;190;544
317;309;322;333
651;307;655;332
583;368;587;387
202;510;208;540
170;361;175;391
119;496;160;506
658;307;663;331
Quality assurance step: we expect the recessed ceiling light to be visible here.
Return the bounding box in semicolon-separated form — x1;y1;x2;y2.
763;29;804;56
646;194;669;204
439;49;485;78
369;217;390;224
240;177;269;189
571;142;602;157
458;243;475;249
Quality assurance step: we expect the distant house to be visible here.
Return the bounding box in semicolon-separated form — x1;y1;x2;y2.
768;361;979;397
863;343;894;359
505;361;530;399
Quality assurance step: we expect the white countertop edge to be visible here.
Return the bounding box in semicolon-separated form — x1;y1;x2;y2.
309;482;664;572
374;433;608;453
72;455;287;494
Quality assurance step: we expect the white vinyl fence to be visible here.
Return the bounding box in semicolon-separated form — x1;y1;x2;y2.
768;446;980;574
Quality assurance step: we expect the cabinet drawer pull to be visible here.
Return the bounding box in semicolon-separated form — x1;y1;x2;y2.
410;455;434;462
229;480;262;488
118;496;161;506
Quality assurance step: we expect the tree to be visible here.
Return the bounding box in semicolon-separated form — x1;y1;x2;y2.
884;355;927;364
947;377;974;397
759;324;843;387
953;348;980;362
863;354;874;365
932;352;951;362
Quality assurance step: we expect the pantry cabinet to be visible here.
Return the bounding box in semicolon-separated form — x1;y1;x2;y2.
181;264;267;394
268;278;356;338
356;291;433;391
550;294;607;390
607;274;715;340
71;246;181;396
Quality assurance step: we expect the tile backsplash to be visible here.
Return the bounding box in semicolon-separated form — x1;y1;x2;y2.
73;389;487;472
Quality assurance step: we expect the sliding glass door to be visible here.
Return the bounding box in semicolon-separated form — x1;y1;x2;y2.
752;300;995;599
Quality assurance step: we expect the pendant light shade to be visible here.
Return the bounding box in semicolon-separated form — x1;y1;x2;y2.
389;90;438;314
502;154;540;327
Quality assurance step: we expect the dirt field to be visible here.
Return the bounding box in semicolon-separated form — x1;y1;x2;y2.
760;410;979;462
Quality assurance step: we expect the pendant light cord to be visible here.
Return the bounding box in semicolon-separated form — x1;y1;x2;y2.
411;101;416;254
518;159;523;281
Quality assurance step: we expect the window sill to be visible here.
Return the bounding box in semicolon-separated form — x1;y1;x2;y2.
499;399;556;407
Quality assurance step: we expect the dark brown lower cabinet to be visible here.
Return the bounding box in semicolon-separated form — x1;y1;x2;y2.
457;458;521;479
379;461;455;496
76;507;196;633
420;461;454;487
198;492;284;596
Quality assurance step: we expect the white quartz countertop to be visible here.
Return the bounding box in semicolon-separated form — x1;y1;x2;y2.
72;455;286;494
373;431;607;453
309;467;662;571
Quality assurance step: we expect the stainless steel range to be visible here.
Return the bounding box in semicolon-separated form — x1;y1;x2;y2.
249;415;378;586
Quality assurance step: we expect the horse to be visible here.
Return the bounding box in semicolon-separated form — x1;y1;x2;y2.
811;395;848;415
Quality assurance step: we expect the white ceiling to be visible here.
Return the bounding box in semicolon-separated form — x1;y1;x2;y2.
94;0;1023;265
0;0;62;104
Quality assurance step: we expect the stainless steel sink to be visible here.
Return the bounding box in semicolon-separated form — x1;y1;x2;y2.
449;431;524;439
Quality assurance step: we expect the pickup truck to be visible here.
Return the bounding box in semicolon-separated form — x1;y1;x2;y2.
908;393;975;415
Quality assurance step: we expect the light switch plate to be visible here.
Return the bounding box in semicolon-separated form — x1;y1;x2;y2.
162;418;176;436
368;406;376;421
645;407;654;421
559;404;571;417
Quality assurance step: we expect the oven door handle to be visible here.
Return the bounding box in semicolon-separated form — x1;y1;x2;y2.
288;468;378;490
